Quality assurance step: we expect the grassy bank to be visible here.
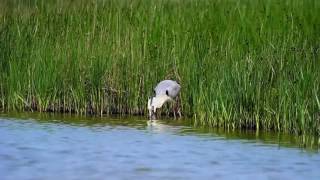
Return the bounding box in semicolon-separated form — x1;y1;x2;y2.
0;0;319;135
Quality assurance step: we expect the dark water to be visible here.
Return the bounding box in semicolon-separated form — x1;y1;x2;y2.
0;113;319;180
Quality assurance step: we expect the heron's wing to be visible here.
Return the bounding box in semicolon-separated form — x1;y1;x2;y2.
168;83;181;98
154;80;180;98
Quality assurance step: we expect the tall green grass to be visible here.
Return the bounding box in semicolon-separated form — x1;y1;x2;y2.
0;0;319;135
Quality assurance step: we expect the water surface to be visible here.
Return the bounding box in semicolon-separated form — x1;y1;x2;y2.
0;113;319;180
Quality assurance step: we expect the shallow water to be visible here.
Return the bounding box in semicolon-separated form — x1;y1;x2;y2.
0;113;319;180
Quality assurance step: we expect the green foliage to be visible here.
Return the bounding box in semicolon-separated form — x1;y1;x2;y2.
0;0;319;135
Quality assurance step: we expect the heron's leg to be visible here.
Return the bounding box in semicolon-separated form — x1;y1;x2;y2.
177;95;182;118
173;95;182;119
150;106;157;120
165;103;170;117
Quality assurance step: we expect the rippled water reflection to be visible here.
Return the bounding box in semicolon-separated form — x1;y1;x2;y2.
0;113;319;180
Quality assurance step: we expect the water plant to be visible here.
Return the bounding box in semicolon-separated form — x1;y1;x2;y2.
0;0;319;135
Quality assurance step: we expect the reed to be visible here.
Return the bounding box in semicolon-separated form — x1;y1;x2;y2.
0;0;319;135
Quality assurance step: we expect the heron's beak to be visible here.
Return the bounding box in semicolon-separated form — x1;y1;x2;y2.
148;97;156;120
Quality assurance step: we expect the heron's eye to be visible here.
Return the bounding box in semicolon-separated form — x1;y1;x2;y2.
166;90;169;96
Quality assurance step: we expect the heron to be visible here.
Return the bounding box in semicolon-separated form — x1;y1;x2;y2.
147;80;181;120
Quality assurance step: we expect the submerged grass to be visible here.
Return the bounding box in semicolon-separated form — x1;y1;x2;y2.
0;0;319;135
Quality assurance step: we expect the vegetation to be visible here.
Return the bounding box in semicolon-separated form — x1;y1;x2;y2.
0;0;319;135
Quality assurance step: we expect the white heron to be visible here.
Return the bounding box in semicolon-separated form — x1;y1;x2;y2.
147;80;181;120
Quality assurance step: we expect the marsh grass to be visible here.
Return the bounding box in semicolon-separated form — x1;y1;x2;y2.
0;0;319;135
